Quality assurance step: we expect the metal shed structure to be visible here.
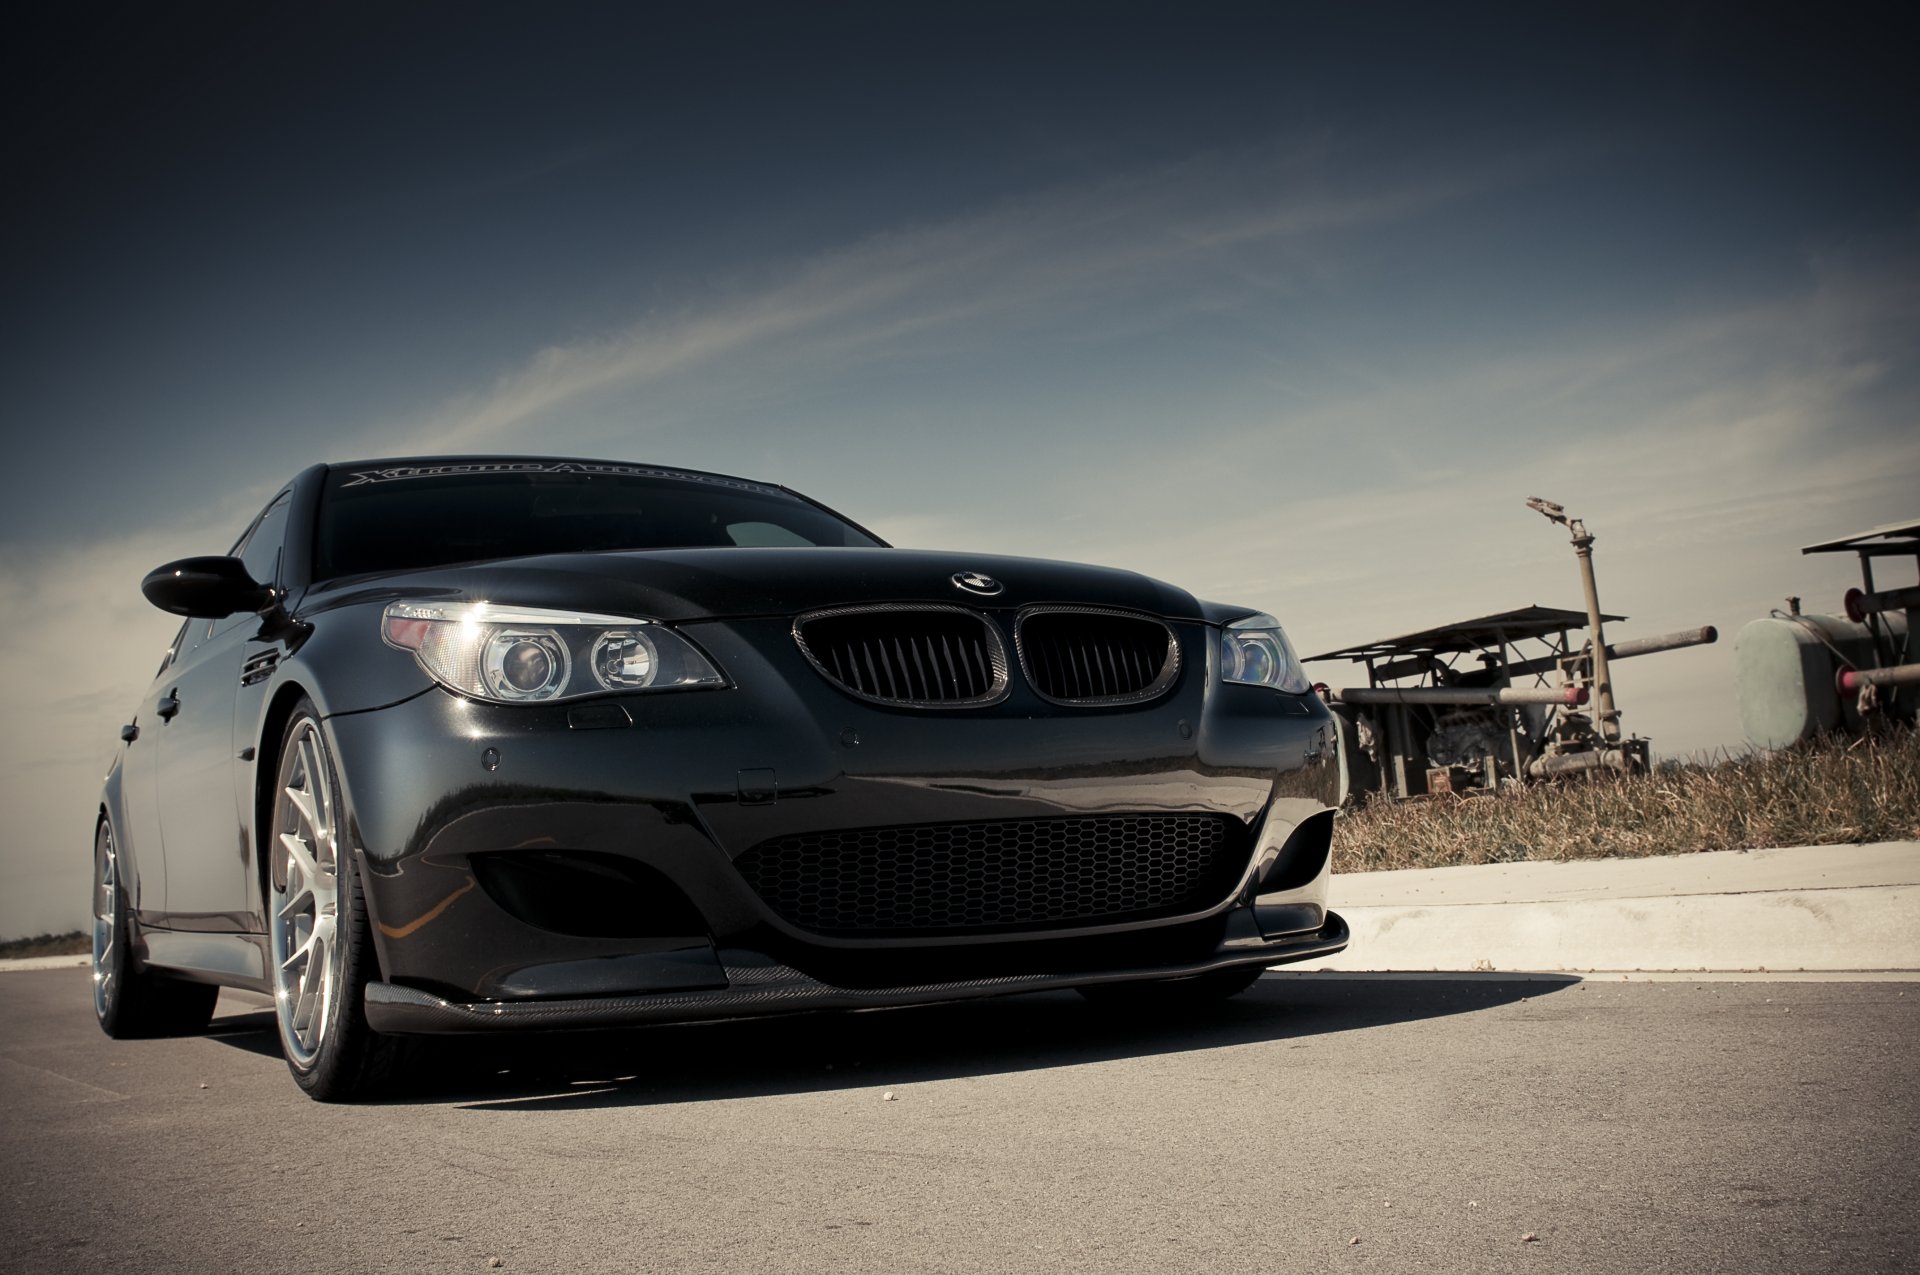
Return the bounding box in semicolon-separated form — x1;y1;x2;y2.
1305;606;1716;802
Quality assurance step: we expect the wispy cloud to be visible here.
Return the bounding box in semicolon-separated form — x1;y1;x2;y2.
389;145;1501;456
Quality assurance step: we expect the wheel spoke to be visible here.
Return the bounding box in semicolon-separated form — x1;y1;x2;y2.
276;854;317;920
311;916;334;982
277;884;313;920
284;782;321;843
279;830;321;890
295;934;331;1036
290;970;318;1037
300;735;335;821
279;927;314;974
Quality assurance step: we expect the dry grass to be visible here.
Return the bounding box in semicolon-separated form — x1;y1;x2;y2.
1334;730;1920;873
0;930;87;959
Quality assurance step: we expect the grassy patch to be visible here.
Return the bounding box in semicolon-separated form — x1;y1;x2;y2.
0;931;88;959
1334;730;1920;872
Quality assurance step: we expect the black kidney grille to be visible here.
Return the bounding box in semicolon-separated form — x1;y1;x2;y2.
795;606;1007;707
735;814;1250;935
1017;609;1180;705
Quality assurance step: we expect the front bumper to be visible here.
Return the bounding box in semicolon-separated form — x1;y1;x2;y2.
325;615;1344;1012
364;910;1349;1034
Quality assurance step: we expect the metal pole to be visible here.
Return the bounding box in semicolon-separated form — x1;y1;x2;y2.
1569;520;1621;743
1846;584;1920;621
1859;549;1891;666
1390;704;1411;798
1526;497;1622;745
1837;664;1920;694
1331;685;1589;707
1497;626;1717;681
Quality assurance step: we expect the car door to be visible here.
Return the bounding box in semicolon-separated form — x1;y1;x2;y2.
154;492;291;921
117;624;192;918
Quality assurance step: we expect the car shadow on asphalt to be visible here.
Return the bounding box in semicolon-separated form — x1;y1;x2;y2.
197;974;1580;1110
202;1007;285;1059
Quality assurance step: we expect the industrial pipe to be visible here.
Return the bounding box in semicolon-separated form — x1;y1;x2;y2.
1836;663;1920;695
1331;685;1589;707
1499;625;1718;681
1571;527;1620;742
1606;625;1720;660
1845;585;1920;622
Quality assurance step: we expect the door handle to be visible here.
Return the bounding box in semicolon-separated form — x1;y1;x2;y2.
157;691;181;721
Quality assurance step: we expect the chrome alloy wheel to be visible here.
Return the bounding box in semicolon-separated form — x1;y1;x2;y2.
91;822;119;1020
269;718;344;1069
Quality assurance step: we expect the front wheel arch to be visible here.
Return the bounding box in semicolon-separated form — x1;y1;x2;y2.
252;681;386;974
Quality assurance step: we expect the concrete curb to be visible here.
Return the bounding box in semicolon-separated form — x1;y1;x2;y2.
1291;841;1920;974
0;954;90;972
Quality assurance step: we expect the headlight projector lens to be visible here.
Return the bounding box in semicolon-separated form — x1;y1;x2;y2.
483;629;570;700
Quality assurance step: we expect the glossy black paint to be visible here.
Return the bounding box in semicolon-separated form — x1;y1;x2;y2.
101;456;1346;1028
139;555;275;619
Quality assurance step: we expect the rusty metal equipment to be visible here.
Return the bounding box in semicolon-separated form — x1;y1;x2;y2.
1734;516;1918;746
1306;499;1717;804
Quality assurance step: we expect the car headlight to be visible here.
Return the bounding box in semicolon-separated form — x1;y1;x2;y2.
1220;613;1311;694
382;601;725;703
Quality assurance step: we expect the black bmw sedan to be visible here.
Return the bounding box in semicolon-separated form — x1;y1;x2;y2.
94;457;1347;1100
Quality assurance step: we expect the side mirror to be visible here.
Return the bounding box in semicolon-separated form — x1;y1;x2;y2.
141;556;274;619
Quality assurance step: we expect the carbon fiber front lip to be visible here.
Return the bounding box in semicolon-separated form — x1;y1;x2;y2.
364;912;1349;1034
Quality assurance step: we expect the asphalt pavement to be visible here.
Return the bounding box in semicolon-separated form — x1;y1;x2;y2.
3;963;1917;1274
6;842;1916;1272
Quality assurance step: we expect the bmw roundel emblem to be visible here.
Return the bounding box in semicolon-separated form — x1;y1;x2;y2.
951;571;1004;597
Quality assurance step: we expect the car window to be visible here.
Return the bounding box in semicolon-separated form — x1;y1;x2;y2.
205;492;291;639
726;521;815;547
234;493;292;588
313;463;882;580
156;620;191;676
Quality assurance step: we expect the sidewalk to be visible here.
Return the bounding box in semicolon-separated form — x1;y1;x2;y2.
1289;841;1920;974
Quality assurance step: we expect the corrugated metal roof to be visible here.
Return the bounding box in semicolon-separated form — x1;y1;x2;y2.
1801;517;1920;555
1303;604;1624;663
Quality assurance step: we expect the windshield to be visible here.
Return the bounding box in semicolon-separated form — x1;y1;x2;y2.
313;461;882;580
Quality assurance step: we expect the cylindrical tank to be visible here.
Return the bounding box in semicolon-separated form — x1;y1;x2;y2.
1734;612;1909;747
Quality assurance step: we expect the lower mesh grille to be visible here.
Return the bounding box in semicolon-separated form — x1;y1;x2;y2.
735;815;1251;935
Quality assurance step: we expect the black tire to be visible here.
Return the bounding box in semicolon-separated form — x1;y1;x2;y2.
1076;964;1267;1009
267;703;411;1101
92;819;219;1039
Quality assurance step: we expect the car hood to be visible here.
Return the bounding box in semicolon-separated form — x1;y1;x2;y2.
307;547;1207;624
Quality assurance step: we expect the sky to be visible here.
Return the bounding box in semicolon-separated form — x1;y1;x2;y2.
2;2;1915;939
